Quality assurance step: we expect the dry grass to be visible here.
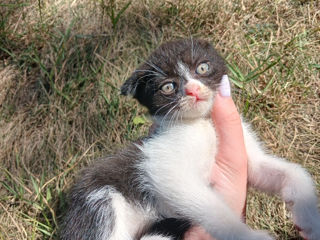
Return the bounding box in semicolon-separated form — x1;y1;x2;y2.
0;0;319;239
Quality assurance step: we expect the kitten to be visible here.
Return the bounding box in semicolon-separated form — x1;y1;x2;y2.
60;39;320;240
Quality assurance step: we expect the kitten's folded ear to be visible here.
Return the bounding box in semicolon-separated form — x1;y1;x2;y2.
120;72;139;96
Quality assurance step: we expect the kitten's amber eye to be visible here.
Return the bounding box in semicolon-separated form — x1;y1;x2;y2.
196;63;210;75
160;82;175;94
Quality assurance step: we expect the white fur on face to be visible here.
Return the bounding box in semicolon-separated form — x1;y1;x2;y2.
176;62;214;119
177;61;192;81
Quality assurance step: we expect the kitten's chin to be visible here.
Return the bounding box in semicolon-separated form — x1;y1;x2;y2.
179;97;214;120
152;100;212;127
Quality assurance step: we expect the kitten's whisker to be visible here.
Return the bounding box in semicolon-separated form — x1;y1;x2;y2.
177;111;183;126
178;110;183;123
134;69;162;76
169;110;181;129
131;73;160;94
153;101;177;116
159;105;172;127
190;36;194;62
174;108;182;127
144;77;166;93
134;73;159;81
145;61;167;77
159;104;177;123
167;109;177;129
154;102;174;116
160;103;179;128
162;95;178;101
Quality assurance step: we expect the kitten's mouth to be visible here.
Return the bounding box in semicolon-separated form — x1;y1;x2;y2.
181;93;212;112
186;94;211;103
194;96;207;102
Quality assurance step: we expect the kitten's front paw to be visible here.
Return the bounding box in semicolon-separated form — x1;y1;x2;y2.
295;221;320;240
295;226;320;240
294;211;320;240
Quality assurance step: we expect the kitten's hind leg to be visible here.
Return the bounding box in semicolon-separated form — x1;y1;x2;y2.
244;124;320;240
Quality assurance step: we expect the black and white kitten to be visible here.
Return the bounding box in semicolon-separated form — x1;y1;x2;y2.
60;39;320;240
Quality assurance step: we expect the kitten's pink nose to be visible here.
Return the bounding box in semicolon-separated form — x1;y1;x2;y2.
185;84;201;100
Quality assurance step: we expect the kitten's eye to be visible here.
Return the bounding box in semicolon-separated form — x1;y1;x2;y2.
196;63;210;75
160;82;175;94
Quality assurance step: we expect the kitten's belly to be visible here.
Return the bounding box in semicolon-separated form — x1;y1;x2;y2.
140;119;217;184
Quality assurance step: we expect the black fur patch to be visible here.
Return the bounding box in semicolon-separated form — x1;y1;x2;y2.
145;218;192;240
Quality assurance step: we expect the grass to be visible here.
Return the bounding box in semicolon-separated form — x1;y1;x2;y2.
0;0;319;239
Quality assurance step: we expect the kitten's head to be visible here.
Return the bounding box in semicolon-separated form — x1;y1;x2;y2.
121;39;227;121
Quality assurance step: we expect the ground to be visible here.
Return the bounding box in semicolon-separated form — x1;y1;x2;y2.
0;0;319;239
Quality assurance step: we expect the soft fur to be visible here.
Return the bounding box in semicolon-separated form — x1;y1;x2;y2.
60;39;320;240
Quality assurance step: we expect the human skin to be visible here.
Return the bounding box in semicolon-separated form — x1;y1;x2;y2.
184;77;248;240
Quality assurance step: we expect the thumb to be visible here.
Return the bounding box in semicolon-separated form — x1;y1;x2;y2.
211;76;247;218
211;75;247;170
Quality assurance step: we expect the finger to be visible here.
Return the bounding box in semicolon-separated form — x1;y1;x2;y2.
212;76;241;140
211;76;247;169
210;76;248;216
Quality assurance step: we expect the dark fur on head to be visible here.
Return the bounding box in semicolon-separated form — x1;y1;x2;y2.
121;39;227;116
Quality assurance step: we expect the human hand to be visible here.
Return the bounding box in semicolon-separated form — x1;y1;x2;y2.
184;75;248;240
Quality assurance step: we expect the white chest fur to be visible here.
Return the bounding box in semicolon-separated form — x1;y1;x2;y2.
140;119;217;189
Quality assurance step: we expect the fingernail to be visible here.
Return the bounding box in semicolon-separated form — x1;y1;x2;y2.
219;75;231;97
